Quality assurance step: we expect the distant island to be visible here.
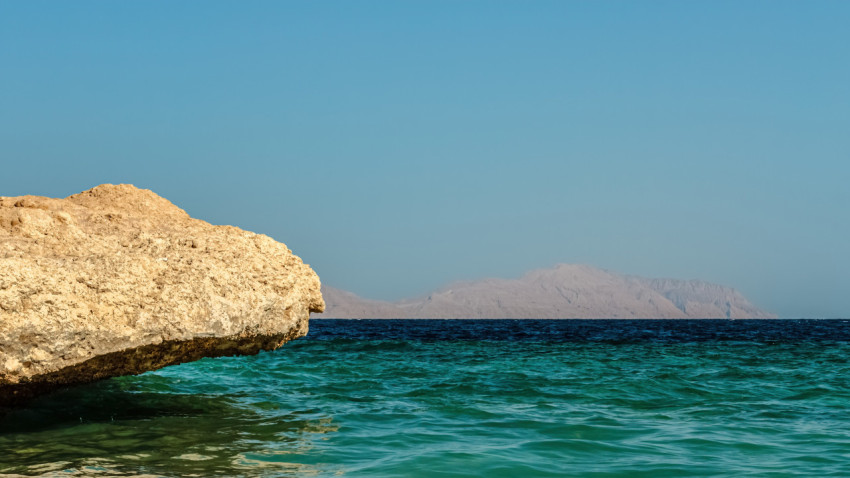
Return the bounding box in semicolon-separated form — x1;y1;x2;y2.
321;264;775;319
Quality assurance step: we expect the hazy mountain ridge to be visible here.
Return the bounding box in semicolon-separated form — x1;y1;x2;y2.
321;264;776;319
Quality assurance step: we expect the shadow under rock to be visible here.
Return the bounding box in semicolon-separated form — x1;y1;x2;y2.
0;377;241;433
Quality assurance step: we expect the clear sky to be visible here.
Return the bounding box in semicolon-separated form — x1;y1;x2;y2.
1;1;848;318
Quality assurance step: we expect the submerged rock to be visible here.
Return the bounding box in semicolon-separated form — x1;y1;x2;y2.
0;184;324;405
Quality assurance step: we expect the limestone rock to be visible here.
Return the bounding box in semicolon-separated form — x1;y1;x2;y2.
321;264;774;319
0;184;324;405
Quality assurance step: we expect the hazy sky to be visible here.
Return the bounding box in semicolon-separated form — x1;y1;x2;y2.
2;1;848;318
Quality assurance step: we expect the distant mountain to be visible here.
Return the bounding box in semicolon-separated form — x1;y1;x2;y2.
320;264;775;319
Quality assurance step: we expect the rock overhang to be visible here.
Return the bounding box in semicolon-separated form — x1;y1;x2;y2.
0;184;324;406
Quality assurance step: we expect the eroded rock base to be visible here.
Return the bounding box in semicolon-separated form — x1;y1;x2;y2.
1;317;307;407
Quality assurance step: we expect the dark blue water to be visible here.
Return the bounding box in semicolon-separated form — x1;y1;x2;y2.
2;319;850;477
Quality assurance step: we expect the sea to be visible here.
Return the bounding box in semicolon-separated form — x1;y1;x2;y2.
2;319;850;477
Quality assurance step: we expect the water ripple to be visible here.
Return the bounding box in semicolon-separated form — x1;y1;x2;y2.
3;319;850;477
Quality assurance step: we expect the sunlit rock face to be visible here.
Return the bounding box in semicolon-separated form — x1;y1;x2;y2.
0;184;324;405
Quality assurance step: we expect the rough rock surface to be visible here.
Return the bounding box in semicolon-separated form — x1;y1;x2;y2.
0;184;324;405
322;264;774;319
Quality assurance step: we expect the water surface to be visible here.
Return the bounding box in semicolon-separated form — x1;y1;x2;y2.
2;319;850;477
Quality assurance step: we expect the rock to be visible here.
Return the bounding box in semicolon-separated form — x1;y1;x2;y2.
321;264;774;319
0;184;324;405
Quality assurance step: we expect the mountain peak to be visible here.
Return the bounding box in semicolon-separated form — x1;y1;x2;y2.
321;264;775;319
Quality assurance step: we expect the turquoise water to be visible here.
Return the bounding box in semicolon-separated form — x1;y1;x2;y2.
2;319;850;477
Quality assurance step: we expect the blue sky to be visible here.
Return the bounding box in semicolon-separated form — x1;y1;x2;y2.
1;1;848;317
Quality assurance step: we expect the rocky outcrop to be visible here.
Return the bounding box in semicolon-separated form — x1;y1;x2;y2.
322;264;774;319
0;184;324;405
